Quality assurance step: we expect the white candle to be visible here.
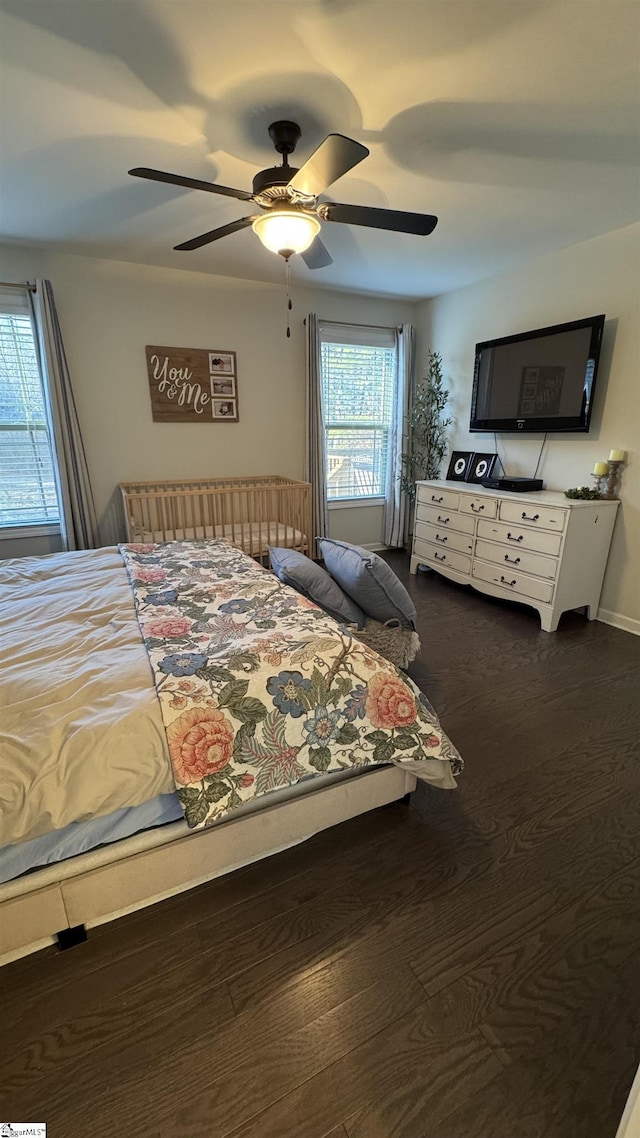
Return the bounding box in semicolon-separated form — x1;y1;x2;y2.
593;462;608;476
608;449;626;462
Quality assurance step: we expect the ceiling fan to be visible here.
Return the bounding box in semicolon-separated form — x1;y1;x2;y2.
129;121;438;269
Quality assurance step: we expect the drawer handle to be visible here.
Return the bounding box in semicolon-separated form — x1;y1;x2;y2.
521;512;540;522
499;575;517;587
431;494;444;503
434;551;446;561
435;534;448;543
437;515;450;524
504;555;521;565
506;532;524;543
470;502;485;513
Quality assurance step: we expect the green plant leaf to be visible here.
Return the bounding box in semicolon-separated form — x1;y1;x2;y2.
373;739;397;763
227;652;261;673
217;679;250;708
365;730;388;744
197;665;235;684
233;720;257;757
337;723;359;745
309;746;332;771
335;675;355;698
233;696;268;724
393;733;417;750
310;666;330;708
203;780;229;804
183;797;209;827
177;786;201;803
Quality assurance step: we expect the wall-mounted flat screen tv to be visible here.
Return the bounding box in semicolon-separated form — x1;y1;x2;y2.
470;314;605;432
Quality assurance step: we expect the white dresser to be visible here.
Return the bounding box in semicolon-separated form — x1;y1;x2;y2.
410;480;619;632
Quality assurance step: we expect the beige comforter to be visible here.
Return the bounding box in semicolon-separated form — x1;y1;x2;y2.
0;547;174;848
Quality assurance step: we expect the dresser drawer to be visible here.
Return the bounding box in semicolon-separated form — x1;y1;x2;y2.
474;538;558;581
415;503;475;535
459;495;497;520
499;500;567;531
472;560;554;604
416;484;460;511
415;520;474;555
476;518;562;557
413;539;471;576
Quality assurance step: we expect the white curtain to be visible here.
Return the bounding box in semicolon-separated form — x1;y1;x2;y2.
304;313;328;554
29;280;99;550
383;322;415;548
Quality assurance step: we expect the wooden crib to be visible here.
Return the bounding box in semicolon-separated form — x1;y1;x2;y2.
119;475;312;560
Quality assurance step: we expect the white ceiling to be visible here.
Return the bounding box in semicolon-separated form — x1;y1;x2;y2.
1;0;639;299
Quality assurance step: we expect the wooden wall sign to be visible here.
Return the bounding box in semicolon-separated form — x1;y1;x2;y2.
145;346;238;423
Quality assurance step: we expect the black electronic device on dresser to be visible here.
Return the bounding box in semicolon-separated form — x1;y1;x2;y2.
482;476;544;492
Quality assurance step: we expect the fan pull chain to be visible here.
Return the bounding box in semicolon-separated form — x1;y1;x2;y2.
285;255;292;338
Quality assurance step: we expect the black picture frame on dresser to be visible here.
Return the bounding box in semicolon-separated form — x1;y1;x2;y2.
467;453;498;483
446;451;474;481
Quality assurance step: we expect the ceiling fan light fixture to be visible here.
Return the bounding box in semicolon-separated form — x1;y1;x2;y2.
252;210;320;256
131;127;437;265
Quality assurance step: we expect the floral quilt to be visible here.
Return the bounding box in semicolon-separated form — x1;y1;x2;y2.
119;540;462;829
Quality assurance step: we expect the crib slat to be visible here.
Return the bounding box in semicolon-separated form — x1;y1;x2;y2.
143;495;152;542
260;487;266;563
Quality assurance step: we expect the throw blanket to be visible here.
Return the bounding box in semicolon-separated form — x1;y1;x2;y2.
120;540;462;829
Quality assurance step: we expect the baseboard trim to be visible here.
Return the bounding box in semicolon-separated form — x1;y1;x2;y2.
597;608;640;636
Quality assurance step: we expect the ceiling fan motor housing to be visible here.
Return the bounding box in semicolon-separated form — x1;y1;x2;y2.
252;120;304;203
252;165;299;199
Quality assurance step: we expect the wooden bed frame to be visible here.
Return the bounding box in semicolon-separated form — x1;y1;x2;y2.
0;766;416;966
119;475;312;560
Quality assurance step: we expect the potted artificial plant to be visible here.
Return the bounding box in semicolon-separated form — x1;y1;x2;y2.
400;350;452;508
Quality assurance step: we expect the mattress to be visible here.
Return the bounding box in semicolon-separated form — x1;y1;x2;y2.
138;521;305;552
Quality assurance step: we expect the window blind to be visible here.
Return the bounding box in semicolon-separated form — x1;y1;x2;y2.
319;326;397;501
0;289;60;527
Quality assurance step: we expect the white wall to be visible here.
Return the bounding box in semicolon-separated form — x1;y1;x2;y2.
414;223;640;630
4;229;636;624
0;243;414;551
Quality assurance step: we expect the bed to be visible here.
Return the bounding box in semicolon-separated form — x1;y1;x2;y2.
0;538;462;965
120;474;312;560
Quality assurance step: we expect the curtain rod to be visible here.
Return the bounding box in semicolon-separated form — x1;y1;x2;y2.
318;318;399;331
0;280;36;291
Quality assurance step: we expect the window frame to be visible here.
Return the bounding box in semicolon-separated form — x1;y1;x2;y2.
319;321;398;508
0;287;61;535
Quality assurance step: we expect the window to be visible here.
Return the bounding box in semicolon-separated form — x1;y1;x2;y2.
0;288;59;528
319;322;397;502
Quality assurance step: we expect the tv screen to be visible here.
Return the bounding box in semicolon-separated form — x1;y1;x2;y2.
470;314;605;433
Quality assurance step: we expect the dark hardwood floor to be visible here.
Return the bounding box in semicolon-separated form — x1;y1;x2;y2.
2;555;639;1137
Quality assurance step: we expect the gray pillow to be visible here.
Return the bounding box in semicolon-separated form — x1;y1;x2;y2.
268;547;365;629
318;538;417;629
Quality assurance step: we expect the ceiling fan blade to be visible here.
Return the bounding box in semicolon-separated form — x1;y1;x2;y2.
301;236;333;270
288;134;369;198
129;167;253;202
174;216;258;251
321;202;438;236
